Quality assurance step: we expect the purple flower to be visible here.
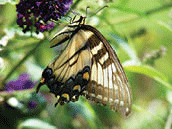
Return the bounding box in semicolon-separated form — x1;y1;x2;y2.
16;0;73;33
4;74;34;91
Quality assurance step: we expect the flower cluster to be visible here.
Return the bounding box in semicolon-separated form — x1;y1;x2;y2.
3;74;47;114
4;74;34;91
16;0;73;33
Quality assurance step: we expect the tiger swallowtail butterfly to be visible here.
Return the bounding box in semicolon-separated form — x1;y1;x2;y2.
36;16;132;116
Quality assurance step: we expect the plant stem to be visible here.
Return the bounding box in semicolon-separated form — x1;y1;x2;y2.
2;39;47;85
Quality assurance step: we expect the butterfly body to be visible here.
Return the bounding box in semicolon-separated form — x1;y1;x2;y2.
36;16;132;116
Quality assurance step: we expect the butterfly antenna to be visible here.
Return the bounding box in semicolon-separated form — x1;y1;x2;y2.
86;6;90;18
95;5;108;15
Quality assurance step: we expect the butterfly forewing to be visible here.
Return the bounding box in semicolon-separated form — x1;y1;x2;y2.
80;26;132;116
37;17;132;116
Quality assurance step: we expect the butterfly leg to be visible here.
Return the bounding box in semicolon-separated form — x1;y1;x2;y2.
36;80;45;93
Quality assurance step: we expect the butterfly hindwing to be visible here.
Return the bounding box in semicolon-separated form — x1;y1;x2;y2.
36;17;132;116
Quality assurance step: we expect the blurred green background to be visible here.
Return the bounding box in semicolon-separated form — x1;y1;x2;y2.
0;0;172;129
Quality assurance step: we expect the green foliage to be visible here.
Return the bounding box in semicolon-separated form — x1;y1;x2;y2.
0;0;172;129
18;118;57;129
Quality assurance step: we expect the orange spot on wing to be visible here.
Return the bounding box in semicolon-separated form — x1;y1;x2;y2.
41;78;45;83
83;72;89;80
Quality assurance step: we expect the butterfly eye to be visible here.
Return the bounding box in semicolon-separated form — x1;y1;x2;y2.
42;68;53;79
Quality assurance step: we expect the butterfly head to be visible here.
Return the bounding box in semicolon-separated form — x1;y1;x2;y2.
78;15;86;25
69;14;86;26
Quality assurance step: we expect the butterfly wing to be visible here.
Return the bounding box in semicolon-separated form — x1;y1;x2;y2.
37;24;132;116
37;27;93;105
49;29;92;83
81;25;132;116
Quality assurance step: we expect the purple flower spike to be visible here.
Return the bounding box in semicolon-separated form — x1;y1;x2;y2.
4;74;35;92
16;0;73;33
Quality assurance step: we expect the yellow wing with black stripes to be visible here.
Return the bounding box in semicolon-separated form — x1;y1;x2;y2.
36;16;132;116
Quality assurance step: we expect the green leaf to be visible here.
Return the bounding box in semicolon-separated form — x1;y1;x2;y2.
154;77;172;91
153;19;172;32
18;119;57;129
124;65;172;90
68;97;100;128
0;0;17;5
124;65;167;81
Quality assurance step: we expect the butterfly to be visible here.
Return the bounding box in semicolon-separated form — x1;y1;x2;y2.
36;16;132;116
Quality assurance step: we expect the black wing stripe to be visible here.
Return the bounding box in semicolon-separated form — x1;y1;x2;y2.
103;58;111;68
91;42;103;55
93;47;107;62
57;43;89;69
69;54;79;66
99;52;109;65
88;34;101;49
50;34;70;48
